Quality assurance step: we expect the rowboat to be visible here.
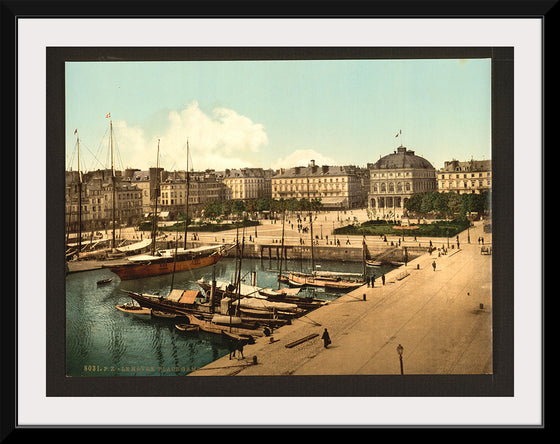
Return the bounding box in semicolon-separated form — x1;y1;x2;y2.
115;304;151;317
175;323;200;333
365;260;383;267
152;310;186;319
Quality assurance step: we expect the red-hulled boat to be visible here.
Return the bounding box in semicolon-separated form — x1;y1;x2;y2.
108;244;226;280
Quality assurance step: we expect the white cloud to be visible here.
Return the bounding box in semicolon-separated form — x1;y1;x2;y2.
112;101;268;171
274;149;338;168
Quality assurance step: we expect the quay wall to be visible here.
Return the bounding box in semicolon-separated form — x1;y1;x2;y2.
156;240;426;263
67;242;428;273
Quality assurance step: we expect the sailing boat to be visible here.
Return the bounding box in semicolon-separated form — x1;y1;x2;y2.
109;139;226;280
179;227;268;340
66;129;83;259
286;169;365;291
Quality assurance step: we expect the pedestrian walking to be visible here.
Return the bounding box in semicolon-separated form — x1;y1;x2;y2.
371;275;376;287
321;328;331;348
381;274;385;285
432;260;436;271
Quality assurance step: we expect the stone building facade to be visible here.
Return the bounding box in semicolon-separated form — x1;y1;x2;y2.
223;168;272;200
158;170;228;219
437;159;492;194
271;160;363;209
65;169;143;232
368;146;437;218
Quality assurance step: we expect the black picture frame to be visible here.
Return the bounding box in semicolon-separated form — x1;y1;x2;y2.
6;0;551;432
46;45;512;399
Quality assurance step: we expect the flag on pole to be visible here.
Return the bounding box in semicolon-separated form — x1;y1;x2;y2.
395;130;401;137
74;129;77;134
106;113;111;118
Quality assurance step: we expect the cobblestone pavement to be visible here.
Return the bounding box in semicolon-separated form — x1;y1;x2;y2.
189;220;492;376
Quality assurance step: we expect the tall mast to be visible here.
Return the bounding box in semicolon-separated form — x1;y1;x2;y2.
234;225;246;318
306;174;315;272
183;139;190;250
110;119;116;251
362;235;366;281
151;139;160;255
278;206;285;289
76;130;82;253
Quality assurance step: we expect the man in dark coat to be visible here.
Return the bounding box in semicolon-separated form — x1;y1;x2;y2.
321;328;331;348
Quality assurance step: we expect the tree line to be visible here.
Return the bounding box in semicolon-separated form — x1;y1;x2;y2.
404;191;491;218
200;191;490;220
203;197;324;219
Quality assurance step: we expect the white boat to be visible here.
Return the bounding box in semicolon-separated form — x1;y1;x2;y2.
232;297;299;312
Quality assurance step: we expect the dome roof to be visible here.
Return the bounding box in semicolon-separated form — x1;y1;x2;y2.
372;146;434;170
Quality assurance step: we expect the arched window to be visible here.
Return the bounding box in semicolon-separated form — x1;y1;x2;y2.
381;183;386;192
389;183;394;192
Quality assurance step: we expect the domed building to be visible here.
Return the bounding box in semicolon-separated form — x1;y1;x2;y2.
368;145;437;218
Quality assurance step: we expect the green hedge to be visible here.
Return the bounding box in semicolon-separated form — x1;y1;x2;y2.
138;219;260;233
334;218;470;238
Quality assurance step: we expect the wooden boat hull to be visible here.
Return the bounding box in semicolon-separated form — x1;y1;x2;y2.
115;304;152;317
109;253;223;280
97;278;113;285
185;314;264;337
175;324;200;332
198;280;323;310
121;290;211;318
365;260;383;267
238;308;292;324
288;272;363;290
152;310;186;319
221;330;255;344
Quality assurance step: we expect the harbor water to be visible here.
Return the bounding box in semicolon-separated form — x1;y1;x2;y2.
66;257;394;376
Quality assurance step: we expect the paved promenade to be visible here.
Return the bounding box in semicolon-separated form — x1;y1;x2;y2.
189;220;492;376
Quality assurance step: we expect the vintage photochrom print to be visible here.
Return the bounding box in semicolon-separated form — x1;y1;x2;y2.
63;49;498;382
13;13;544;428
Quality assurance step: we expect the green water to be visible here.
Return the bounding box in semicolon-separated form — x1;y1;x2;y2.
66;257;393;376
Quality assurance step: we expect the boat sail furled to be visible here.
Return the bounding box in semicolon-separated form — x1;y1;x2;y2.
109;139;225;280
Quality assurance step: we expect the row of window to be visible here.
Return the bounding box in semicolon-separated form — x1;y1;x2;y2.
439;172;491;179
439;180;491;188
371;171;435;178
372;182;412;192
273;177;349;185
224;178;267;183
273;192;344;198
273;183;345;192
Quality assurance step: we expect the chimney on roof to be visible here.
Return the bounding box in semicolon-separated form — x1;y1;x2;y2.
309;159;315;167
322;165;329;173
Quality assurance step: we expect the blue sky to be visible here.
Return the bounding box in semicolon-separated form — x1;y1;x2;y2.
65;58;491;173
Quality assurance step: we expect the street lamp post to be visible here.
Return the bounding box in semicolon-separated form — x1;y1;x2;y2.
396;344;404;375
